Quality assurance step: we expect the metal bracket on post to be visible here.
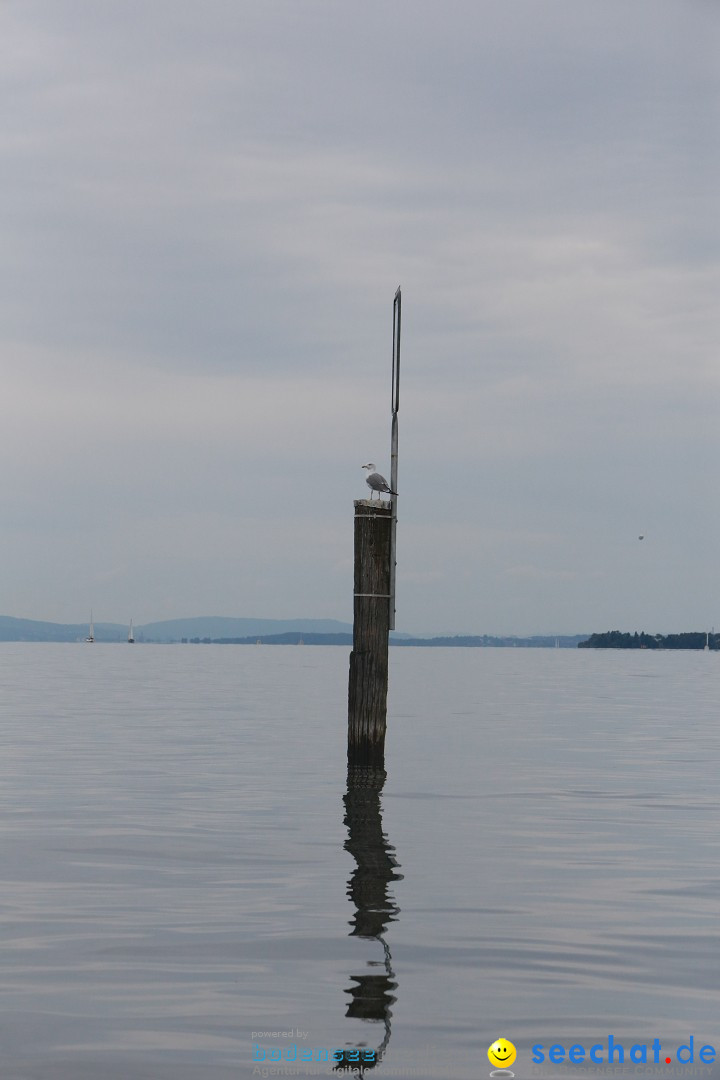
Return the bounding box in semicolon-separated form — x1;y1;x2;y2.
389;287;400;631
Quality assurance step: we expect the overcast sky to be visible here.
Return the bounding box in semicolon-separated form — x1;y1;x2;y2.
2;0;719;635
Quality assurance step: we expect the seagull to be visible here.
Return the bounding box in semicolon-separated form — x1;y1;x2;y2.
362;463;398;500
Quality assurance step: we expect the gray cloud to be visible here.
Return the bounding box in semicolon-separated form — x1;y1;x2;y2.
1;0;718;632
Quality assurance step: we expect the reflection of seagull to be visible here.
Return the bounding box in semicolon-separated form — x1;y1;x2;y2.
362;463;398;500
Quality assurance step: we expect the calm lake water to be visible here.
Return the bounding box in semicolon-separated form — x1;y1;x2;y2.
1;643;719;1080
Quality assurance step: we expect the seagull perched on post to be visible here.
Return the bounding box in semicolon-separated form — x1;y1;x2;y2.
362;463;398;500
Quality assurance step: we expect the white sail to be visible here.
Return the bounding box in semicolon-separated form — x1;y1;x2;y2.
128;620;135;644
86;611;95;643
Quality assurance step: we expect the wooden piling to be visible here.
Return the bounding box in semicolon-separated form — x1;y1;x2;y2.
347;499;393;767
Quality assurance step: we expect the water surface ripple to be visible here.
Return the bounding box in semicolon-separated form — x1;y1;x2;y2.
1;644;718;1078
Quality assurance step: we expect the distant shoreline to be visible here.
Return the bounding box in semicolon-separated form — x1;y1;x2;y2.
5;615;715;649
184;633;587;648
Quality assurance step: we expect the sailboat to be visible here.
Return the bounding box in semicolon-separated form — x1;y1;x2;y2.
128;620;135;644
85;612;95;643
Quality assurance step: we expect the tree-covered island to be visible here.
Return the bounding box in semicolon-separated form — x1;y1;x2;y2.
579;631;718;650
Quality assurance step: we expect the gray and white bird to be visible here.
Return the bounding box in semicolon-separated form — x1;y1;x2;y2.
362;463;398;500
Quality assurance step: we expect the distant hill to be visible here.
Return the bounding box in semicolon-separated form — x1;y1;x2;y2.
0;616;127;642
0;615;587;647
138;616;354;642
0;615;356;643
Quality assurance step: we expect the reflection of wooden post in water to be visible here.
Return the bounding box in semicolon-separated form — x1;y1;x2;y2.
334;764;402;1074
347;503;393;768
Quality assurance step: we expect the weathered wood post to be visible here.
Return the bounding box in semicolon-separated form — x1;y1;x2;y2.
347;499;393;767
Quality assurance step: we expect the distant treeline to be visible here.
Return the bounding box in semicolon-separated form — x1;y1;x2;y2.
194;634;353;645
579;631;718;650
186;633;587;648
391;634;586;648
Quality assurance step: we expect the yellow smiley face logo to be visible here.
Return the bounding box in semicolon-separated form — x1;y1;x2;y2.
488;1038;517;1069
